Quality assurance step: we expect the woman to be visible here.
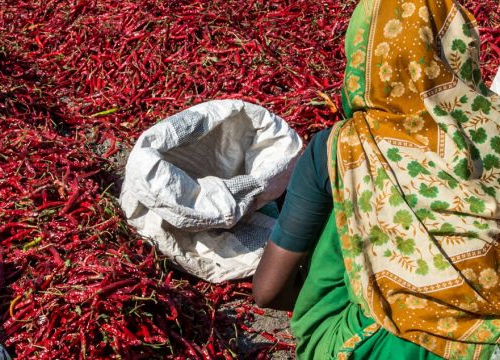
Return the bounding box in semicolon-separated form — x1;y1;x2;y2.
253;0;500;358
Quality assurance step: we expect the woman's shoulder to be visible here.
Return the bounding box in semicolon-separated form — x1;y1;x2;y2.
302;128;332;196
310;128;332;145
308;127;332;158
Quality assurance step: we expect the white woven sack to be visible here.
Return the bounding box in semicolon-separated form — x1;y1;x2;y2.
492;67;500;95
119;100;302;282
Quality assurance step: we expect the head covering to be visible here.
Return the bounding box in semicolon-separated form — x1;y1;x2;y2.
328;0;500;358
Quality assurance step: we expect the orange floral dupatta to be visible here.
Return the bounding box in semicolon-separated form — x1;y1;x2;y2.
328;0;500;358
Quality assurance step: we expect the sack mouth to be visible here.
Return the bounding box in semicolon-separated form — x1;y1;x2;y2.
119;99;302;282
122;100;302;230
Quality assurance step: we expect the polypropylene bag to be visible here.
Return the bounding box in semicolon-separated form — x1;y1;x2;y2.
119;100;302;282
492;67;500;95
0;345;11;360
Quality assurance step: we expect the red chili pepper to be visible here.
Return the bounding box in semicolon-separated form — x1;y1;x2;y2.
2;0;496;358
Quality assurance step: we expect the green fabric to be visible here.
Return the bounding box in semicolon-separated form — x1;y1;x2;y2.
291;213;444;360
341;1;371;119
291;212;371;359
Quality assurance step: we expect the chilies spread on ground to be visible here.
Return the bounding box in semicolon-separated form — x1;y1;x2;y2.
0;0;498;358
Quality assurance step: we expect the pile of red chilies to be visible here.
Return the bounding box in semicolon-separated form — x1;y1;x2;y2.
0;0;498;359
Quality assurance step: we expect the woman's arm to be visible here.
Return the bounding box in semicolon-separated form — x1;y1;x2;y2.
252;129;333;311
252;242;306;311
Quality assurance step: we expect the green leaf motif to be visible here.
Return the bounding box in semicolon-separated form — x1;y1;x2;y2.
450;109;468;124
407;161;431;177
433;105;448;116
471;145;481;161
479;82;489;96
430;200;450;211
460;58;473;81
453;131;467;150
405;194;418;207
387;148;402;162
466;196;485;214
374;167;388;190
358;190;373;212
469;128;487;144
471;96;491;114
383;249;392;257
466;231;479;239
453;158;471;180
416;259;429;275
351;234;364;256
462;23;472;37
363;175;371;184
394;209;413;230
396;236;415;255
451;39;467;54
415;208;436;220
459;95;468;104
483;154;500;171
481;184;496;197
437;222;455;234
491;136;500;154
389;187;404;206
344;200;354;218
369;226;389;246
473;68;482;84
352;264;363;276
433;254;450;271
437;171;458;189
473;220;489;230
419;183;438;198
438;123;448;133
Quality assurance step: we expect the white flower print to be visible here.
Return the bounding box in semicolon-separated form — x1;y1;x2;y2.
419;6;429;22
379;62;393;82
459;301;479;312
402;2;416;17
437;317;458;333
405;295;427;309
425;60;441;79
375;42;390;59
408;61;422;81
384;19;403;39
479;268;498;289
419;26;433;45
387;293;406;304
403;114;425;133
390;82;405;97
461;268;477;282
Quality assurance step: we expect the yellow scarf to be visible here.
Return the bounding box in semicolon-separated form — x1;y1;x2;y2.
329;0;500;358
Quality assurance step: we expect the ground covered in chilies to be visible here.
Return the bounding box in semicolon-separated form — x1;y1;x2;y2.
0;0;499;359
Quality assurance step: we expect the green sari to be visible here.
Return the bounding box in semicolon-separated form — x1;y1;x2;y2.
291;214;442;359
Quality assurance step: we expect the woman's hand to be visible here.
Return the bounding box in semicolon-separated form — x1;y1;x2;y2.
252;241;307;311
